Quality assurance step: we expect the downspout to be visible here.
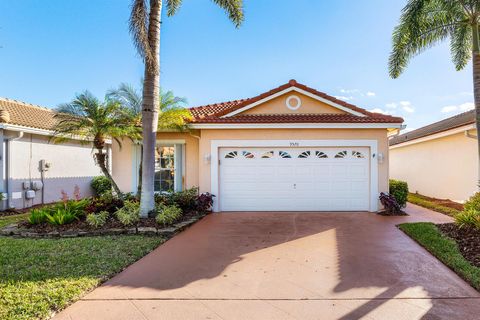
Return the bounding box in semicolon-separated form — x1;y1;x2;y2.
5;131;24;209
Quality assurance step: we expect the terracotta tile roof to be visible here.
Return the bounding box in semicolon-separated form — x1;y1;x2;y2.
189;80;403;124
389;110;475;146
0;98;57;130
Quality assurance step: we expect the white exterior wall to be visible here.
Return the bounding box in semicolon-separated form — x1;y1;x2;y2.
5;132;103;209
390;130;478;203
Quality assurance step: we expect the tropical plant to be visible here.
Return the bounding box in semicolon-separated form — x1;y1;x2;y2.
379;192;402;215
389;0;480;178
107;83;191;197
464;192;480;212
155;203;182;226
86;211;109;228
91;176;113;196
53;91;141;196
45;208;78;225
129;0;244;217
196;192;215;213
115;200;140;226
455;208;480;229
28;208;49;225
389;179;409;208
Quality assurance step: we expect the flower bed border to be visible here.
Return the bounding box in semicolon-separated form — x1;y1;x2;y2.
0;214;207;238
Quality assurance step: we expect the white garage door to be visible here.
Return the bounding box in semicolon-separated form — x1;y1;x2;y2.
219;147;370;211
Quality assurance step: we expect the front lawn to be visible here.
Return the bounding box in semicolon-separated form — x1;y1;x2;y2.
407;193;461;217
399;222;480;291
0;213;29;229
0;235;163;320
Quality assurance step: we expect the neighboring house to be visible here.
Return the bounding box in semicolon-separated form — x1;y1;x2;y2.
0;98;107;210
389;110;477;203
113;80;403;212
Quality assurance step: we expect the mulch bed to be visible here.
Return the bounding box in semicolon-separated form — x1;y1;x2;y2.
377;210;408;216
18;210;200;234
438;223;480;268
417;194;464;211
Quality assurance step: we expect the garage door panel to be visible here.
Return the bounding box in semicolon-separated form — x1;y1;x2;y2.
219;147;370;211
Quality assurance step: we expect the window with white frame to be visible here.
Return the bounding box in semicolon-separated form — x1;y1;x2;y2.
154;144;183;193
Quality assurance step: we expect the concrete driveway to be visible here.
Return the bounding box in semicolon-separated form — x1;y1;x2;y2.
55;204;480;320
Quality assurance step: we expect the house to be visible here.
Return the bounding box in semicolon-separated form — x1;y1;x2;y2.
389;110;477;203
113;80;404;212
0;98;107;210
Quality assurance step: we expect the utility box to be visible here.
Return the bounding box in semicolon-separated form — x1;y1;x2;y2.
22;181;31;190
39;159;51;172
31;180;43;191
25;190;35;199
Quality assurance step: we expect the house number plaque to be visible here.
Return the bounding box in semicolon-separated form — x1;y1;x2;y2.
289;142;300;147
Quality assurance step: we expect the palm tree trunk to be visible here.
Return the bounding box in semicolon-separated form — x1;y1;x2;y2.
140;0;161;217
95;151;123;197
473;25;480;188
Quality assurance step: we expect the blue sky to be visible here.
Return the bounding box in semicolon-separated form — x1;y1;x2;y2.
0;0;474;131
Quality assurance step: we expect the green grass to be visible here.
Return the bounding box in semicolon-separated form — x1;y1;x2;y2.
0;213;29;228
399;222;480;291
408;193;461;217
0;235;164;320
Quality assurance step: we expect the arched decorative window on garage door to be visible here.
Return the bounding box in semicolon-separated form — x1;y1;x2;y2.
242;151;255;159
261;151;274;158
298;151;311;158
352;151;365;158
225;151;238;159
279;151;292;158
315;151;328;158
334;150;348;158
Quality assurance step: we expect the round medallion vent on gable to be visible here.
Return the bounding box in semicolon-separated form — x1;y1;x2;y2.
285;95;301;110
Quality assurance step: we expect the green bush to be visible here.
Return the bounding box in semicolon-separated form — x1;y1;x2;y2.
115;200;140;226
86;211;109;228
455;209;480;229
45;208;78;225
28;208;49;225
91;176;112;196
464;192;480;212
155;204;182;226
171;187;198;211
389;179;409;208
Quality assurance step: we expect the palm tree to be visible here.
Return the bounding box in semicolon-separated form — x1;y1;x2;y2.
53;91;141;196
389;0;480;180
129;0;244;217
107;83;191;197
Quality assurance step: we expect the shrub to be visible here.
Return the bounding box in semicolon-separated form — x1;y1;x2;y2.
389;179;409;208
45;208;78;225
196;193;215;213
115;200;140;226
85;193;123;214
379;192;402;215
171;187;198;211
86;211;109;228
455;209;480;229
155;204;182;226
464;192;480;212
28;208;49;225
91;176;112;196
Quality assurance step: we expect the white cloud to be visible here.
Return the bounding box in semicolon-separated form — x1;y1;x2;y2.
369;108;392;115
385;103;397;109
366;91;376;97
399;101;415;113
441;102;474;113
334;95;353;101
340;88;360;94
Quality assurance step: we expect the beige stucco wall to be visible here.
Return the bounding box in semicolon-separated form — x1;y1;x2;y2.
390;131;478;202
197;129;389;196
6;132;102;209
111;138;140;193
112;133;200;193
242;92;346;115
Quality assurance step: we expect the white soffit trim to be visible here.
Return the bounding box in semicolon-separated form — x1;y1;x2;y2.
220;87;366;118
190;123;403;129
389;123;476;149
210;139;379;213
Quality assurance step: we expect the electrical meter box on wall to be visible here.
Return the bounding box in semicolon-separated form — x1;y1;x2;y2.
31;181;43;191
25;190;35;199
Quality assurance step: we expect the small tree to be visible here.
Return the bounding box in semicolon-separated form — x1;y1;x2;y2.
107;83;191;197
53;91;141;196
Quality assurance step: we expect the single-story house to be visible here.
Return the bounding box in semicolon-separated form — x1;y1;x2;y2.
389;110;478;203
0;98;107;210
113;80;404;212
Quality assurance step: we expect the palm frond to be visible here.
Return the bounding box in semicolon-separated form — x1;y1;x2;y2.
106;83;143;115
129;0;154;69
389;0;467;78
166;0;183;16
451;22;472;70
211;0;244;27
